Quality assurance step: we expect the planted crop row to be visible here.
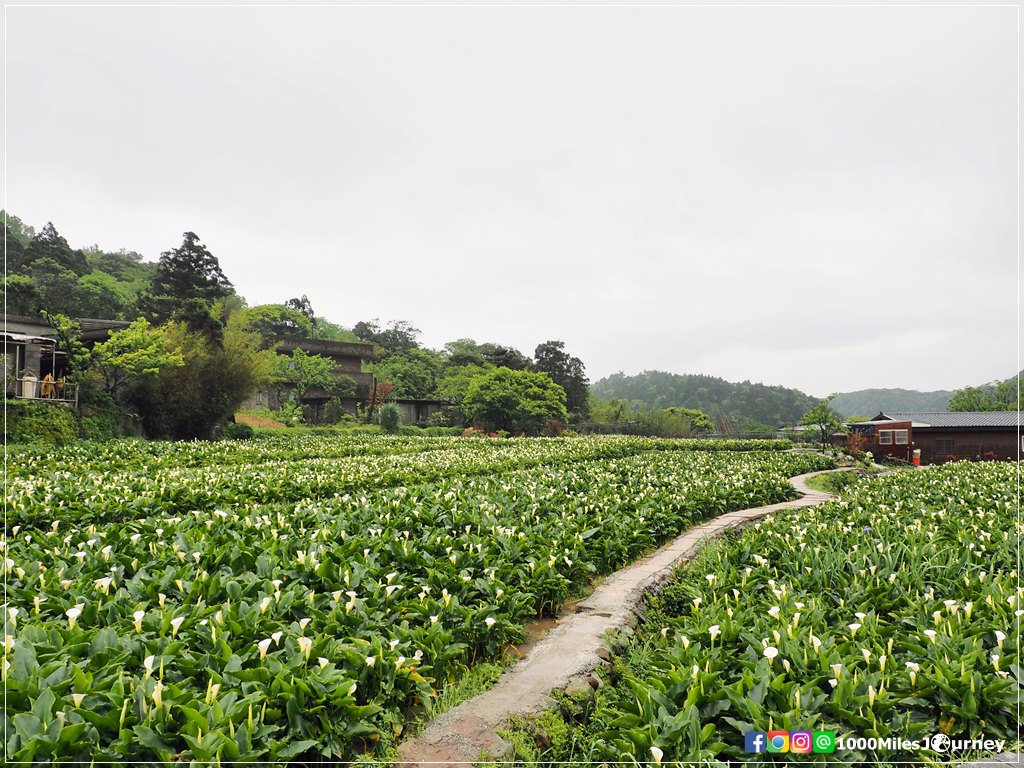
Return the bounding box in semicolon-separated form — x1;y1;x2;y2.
531;462;1021;765
2;438;827;764
7;436;793;528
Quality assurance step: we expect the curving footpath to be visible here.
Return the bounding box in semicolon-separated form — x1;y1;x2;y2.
398;469;838;767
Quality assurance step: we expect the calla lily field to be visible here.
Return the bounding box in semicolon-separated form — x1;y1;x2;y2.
4;435;833;764
517;461;1021;766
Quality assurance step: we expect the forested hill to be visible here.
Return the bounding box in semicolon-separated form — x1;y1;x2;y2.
591;371;817;429
830;388;953;418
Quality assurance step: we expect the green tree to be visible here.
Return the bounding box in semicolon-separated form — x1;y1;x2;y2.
3;274;40;316
435;363;492;404
2;210;36;247
285;295;316;329
443;339;486;368
664;406;715;435
89;318;184;401
25;222;88;276
23;258;82;316
4;223;28;272
139;232;234;331
128;320;270;440
463;367;569;435
354;318;421;354
271;348;337;405
948;377;1020;412
75;272;134;319
533;340;590;420
480;343;531;371
241;304;313;340
800;393;844;451
311;317;359;342
371;348;443;399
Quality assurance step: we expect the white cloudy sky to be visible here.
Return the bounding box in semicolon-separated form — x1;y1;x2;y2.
5;3;1017;397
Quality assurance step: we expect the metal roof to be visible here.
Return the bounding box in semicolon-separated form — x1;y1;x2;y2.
876;411;1021;428
1;331;56;344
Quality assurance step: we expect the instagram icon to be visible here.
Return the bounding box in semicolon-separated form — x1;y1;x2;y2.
791;731;813;753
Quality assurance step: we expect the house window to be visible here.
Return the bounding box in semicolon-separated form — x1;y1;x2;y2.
878;430;893;445
894;429;909;445
936;438;954;455
256;390;265;406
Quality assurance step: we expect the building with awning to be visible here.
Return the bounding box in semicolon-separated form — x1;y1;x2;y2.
3;314;129;403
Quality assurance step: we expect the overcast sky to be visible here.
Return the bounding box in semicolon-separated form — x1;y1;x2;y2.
5;3;1017;397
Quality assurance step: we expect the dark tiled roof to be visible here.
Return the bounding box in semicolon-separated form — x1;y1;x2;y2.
77;318;132;333
878;411;1021;428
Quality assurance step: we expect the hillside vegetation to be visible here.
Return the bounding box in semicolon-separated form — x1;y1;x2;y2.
592;371;817;431
830;388;953;418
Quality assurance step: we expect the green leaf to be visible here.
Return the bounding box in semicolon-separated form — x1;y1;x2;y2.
132;725;173;760
12;713;42;742
31;688;56;723
274;738;319;760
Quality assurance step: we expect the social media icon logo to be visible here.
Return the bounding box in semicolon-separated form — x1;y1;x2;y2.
767;731;790;753
744;732;767;753
930;734;951;753
791;731;812;753
812;731;836;753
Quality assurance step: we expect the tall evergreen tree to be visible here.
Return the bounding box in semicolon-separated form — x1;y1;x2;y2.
533;340;591;419
25;222;89;276
4;223;27;272
139;232;234;332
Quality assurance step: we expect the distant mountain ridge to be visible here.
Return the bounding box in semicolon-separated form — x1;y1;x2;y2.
593;370;1014;427
591;371;817;429
830;388;953;418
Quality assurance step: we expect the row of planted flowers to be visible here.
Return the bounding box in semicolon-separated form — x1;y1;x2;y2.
7;435;793;527
521;460;1021;766
2;438;829;764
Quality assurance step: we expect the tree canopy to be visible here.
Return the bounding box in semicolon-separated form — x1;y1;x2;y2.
354;318;421;355
139;232;234;331
372;348;443;400
948;376;1020;412
241;304;314;340
533;340;590;420
462;367;569;435
88;318;185;400
800;394;844;451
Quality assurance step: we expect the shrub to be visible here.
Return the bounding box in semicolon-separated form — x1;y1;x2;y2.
78;410;119;441
6;400;77;445
219;421;255;440
322;397;354;425
378;403;402;433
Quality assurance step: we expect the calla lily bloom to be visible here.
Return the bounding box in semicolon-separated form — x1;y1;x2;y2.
65;605;84;629
257;638;273;660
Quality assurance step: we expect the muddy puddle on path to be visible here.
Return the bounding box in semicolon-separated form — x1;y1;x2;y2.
506;616;559;660
505;578;609;660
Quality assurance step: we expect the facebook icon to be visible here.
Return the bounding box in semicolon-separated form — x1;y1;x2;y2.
745;732;767;753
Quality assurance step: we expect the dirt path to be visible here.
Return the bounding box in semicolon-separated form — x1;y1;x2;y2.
397;469;838;767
